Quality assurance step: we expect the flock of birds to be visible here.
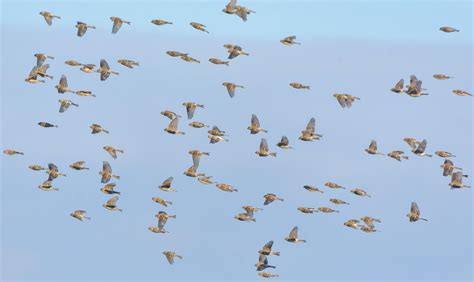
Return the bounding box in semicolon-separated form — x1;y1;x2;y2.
2;1;472;278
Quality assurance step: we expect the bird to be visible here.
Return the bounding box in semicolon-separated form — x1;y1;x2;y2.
183;165;205;178
403;137;421;150
180;54;200;63
75;90;96;97
216;183;237;192
103;146;124;159
223;0;255;22
197;176;215;185
440;159;462;177
3;149;24;155
256;138;276;157
59;99;79;113
263;193;284;205
449;172;470;189
103;196;122;212
209;58;229;66
80;64;96;73
117;59;139;68
69;161;89;170
259;240;280;256
280;36;300;46
156;211;176;227
148;226;168;234
25;66;46;83
452;89;472;97
151;19;172;25
333;94;360;108
208;126;227;136
318;207;339;213
100;161;120;184
190;22;209;33
390;79;404;93
188;121;209;128
330;198;350;205
183;102;204;119
34;53;54;67
110;17;130;34
55;75;75;94
299;117;322;141
227;47;249;59
407;202;428;222
235;212;256;222
70;210;91;221
276;136;294;149
412;139;432;157
365;140;384;155
255;254;276;271
38;180;59;191
360;216;381;229
38;122;58;128
164;118;185;135
285;226;306;243
439;26;459;33
297;207;318;214
152;197;172;207
75;21;96;37
97;59;119;81
222;82;244;98
163;251;182;264
350;188;371;197
433;74;453;80
387;150;409;161
209;135;229;144
65;60;83;66
90;124;109;134
46;163;66;181
435;151;456;158
161;110;181;120
258;272;279;278
405;75;428;97
166;51;187;57
39;11;60;26
360;226;379;233
324;182;345;189
29;165;46;171
303;185;324;193
159;177;177;192
189;150;210;168
101;183;121;195
289;82;310;90
248;114;268;134
344;219;361;229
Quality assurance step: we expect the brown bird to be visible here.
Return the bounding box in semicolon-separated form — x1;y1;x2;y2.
29;165;46;171
407;202;427;222
223;0;255;22
440;159;462;177
76;21;96;37
351;188;371;197
449;171;470;189
80;64;96;73
101;183;120;195
333;94;360;108
161;110;181;120
183;102;204;119
435;151;456;158
38;180;59;191
256;138;276;157
439;26;459;33
163;251;182;264
90;124;109;134
303;185;324;193
100;161;120;184
40;11;60;26
433;74;453;80
387;150;409;161
276;136;293;149
235;212;256;222
280;36;300;46
325;182;345;189
258;272;279;278
330;198;350;205
38;122;58;128
25;66;46;83
180;54;200;63
117;59;139;68
208;135;229;144
65;60;83;66
216;183;237;192
110;17;130;34
69;161;89;170
197;176;215;185
159;177;176;192
183;165;205;178
58;99;79;113
290;82;310;90
188;121;209;128
34;53;54;67
263;193;284;205
152;197;172;207
209;58;229;66
227;47;249;59
452;89;472;97
297;207;318;214
390;79;404;93
208;126;227;136
259;240;280;256
255;254;275;270
360;216;381;229
403;137;421;150
189;150;210;168
344;219;361;229
103;196;122;212
55;75;75;94
190;22;209;33
70;210;90;221
75;90;96;97
164;118;185;135
103;146;124;159
318;207;339;213
285;226;306;243
3;149;24;156
222;82;244;98
151;19;172;25
248;114;268;134
46;163;66;181
405;75;428;97
365;140;384;155
166;51;187;57
411;139;432;157
299;117;322;141
97;59;119;81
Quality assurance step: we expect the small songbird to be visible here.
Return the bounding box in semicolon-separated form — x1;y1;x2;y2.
163;251;182;264
90;124;109;134
3;149;24;156
433;74;452;80
435;151;456;158
351;188;371;197
80;64;96;73
407;202;428;222
39;11;60;26
276;136;294;149
46;163;66;181
255;254;275;271
403;137;421;150
290;82;310;90
412;139;432;157
100;161;120;184
390;79;404;93
97;59;119;81
29;165;46;171
330;198;350;205
159;177;177;192
38;122;58;128
439;26;459;33
223;0;255;22
117;59;139;68
103;146;124;159
248;114;268;134
405;75;428;97
110;17;130;34
34;53;54;67
156;211;176;226
259;240;280;256
38;180;59;191
333;94;360;108
164;118;185;135
70;210;91;221
188;121;209;129
344;219;361;229
151;19;172;25
365;140;384;155
166;51;187;57
299;117;322;141
222;82;244;98
263;193;284;205
227;47;249;59
161;110;181;120
209;58;229;66
208;126;227;136
25;66;45;83
258;272;279;278
103;196;122;212
55;75;75;94
190;22;209;33
360;226;379;233
69;161;89;170
65;60;83;66
387;150;409;161
256;138;276;157
297;207;318;214
318;207;339;213
449;171;470;189
325;182;345;189
452;89;472;97
235;212;256;222
285;226;306;243
360;216;381;229
76;21;96;37
303;185;324;193
183;102;204;119
101;183;121;195
209;135;229;144
440;159;462;177
280;36;300;46
148;226;167;234
197;176;215;185
216;183;237;192
189;150;210;168
58;99;79;113
152;197;172;207
180;54;200;63
75;90;96;97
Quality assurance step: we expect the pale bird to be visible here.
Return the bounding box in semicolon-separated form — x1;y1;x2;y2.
256;138;276;157
285;226;306;243
183;102;204;119
276;136;294;149
34;53;54;67
97;59;119;81
69;161;89;170
110;17;130;34
159;177;177;192
351;188;371;197
190;22;209;33
38;180;58;191
59;99;79;113
248;114;268;134
101;183;121;195
387;150;408;161
103;196;122;212
255;254;275;271
103;146;124;159
263;193;284;205
449;172;470;189
70;210;90;221
40;11;60;26
163;251;182;264
280;36;300;46
76;21;96;37
164;118;185;135
258;240;280;256
222;82;244;98
100;161;120;184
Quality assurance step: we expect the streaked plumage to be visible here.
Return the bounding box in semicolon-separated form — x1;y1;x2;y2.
163;251;182;264
103;196;122;212
440;159;462;177
324;182;345;189
433;74;452;80
299;117;322;141
38;180;58;191
188;121;209;128
55;75;74;94
452;89;472;97
152;197;172;207
344;219;361;229
69;161;89;170
99;161;120;184
190;22;209;33
101;183;120;195
183;102;204;119
117;59;139;68
166;51;187;57
290;82;310;90
297;207;317;214
259;240;280;256
164;118;185;135
29;165;46;171
90;124;109;134
365;140;384;155
351;188;370;197
46;163;66;181
449;171;470;189
97;59;119;81
256;138;276;157
303;185;324;193
333;94;360;108
161;110;181;120
248;114;268;134
39;11;60;26
387;150;408;161
75;90;96;97
330;198;349;205
216;183;237;192
70;210;90;221
263;193;283;205
318;207;339;213
183;165;205;178
151;19;172;25
222;82;244;98
209;58;229;66
435;151;456;158
3;149;24;155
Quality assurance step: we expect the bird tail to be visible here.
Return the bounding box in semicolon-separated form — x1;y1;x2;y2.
242;52;249;56
277;198;284;201
18;152;24;155
84;216;91;220
112;71;119;75
270;153;277;157
403;156;409;160
299;239;307;243
167;201;173;205
203;152;210;156
420;218;428;221
272;252;280;256
48;56;55;59
54;16;61;19
426;154;433;157
113;175;120;180
304;86;310;89
117;149;124;153
262;129;268;133
53;188;59;191
124;21;131;24
176;255;183;259
169;215;177;218
90;26;96;29
224;62;230;66
102;129;110;134
464;185;471;188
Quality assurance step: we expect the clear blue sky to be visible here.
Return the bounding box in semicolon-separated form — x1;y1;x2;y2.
1;0;472;281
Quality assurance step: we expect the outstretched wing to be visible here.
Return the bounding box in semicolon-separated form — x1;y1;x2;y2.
161;177;173;188
251;114;260;127
260;138;269;152
411;202;419;216
305;118;315;133
289;226;298;239
112;18;122;34
59;75;68;87
262;240;273;253
186;104;196;119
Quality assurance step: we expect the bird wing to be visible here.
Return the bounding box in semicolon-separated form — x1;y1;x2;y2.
306;118;315;133
59;102;69;113
100;59;110;70
452;171;462;183
192;153;201;168
77;25;86;37
106;196;119;206
262;240;273;252
395;79;404;90
112;18;122;34
415;139;427;154
169;118;179;131
162;177;173;188
251;114;260;127
226;84;235;98
48;163;58;172
43;15;53;26
260;138;269;152
60;75;68;87
411;202;419;216
280;136;289;146
289;226;298;239
36;55;46;67
369;140;377;151
103;161;112;173
186;104;196;119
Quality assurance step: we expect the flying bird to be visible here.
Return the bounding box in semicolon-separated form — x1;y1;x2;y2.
97;59;119;81
163;251;182;264
258;240;280;256
70;210;91;221
390;79;404;93
222;82;244;98
280;36;300;46
34;53;54;67
55;75;75;94
183;102;204;119
439;26;459;33
164;118;185;135
248;114;268;134
100;161;120;183
256;138;276;157
75;21;96;37
90;124;109;134
263;193;284;205
69;161;89;170
103;146;124;159
449;172;470;189
407;202;428;222
110;17;130;34
276;136;294;149
159;177;177;192
365;140;384;155
39;11;60;26
190;22;209;33
285;226;306;243
299;117;322;141
103;196;122;212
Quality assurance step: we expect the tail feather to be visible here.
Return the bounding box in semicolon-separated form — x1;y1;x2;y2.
273;252;280;256
103;129;110;134
270;153;277;157
113;175;120;179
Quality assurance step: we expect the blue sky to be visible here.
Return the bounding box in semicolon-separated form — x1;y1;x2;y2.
1;0;472;281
